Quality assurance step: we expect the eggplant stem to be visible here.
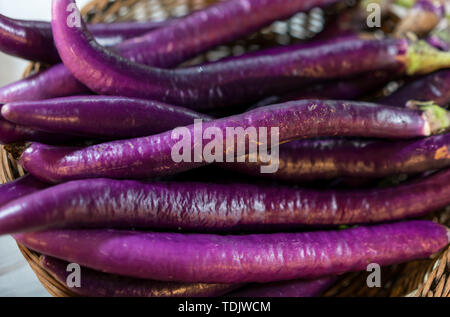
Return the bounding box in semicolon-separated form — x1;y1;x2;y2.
418;103;450;135
407;40;450;75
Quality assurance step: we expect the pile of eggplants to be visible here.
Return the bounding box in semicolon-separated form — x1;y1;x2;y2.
0;0;449;298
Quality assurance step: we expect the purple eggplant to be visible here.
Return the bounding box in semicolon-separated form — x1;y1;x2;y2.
394;0;446;37
0;13;169;64
113;0;341;67
0;34;365;104
17;100;450;183
381;69;450;108
228;277;336;297
0;64;90;103
40;255;239;297
256;70;393;106
0;170;449;234
0;107;75;145
51;0;450;110
0;0;340;103
2;96;212;139
225;134;450;181
0;175;47;208
14;221;449;283
7;99;450;182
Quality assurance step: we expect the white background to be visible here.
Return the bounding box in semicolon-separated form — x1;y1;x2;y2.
0;0;90;297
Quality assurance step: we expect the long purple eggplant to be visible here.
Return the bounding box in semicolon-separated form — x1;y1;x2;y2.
7;100;450;181
17;100;450;183
0;175;47;208
40;255;239;297
0;0;340;103
381;69;450;108
14;221;449;283
2;96;212;139
228;277;336;297
51;0;450;110
394;0;445;37
113;0;341;67
225;134;450;181
0;170;449;234
253;70;394;108
0;108;75;145
0;64;91;103
0;13;170;64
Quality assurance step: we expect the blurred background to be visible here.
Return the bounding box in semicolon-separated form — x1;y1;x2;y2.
0;0;89;297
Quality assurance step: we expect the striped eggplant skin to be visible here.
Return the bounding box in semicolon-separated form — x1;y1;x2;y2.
40;256;240;297
0;13;169;64
0;169;449;234
225;134;450;181
18;100;446;183
52;0;410;109
2;96;212;139
0;0;340;103
14;221;450;283
381;70;450;108
0;175;48;208
228;277;337;297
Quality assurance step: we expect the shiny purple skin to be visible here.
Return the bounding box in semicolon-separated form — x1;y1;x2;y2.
2;96;212;139
0;14;58;64
0;175;47;208
0;0;340;104
0;34;358;104
229;277;336;297
52;0;409;109
0;108;75;145
0;13;169;64
278;70;394;103
381;70;450;108
1;170;450;234
40;256;239;297
114;0;341;67
226;134;450;181
14;221;450;283
0;64;90;103
18;100;437;183
203;33;360;65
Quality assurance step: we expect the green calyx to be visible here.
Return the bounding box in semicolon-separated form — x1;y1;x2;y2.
412;101;450;135
407;40;450;76
394;0;416;8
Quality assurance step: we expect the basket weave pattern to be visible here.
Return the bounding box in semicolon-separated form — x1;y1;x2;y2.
0;0;449;297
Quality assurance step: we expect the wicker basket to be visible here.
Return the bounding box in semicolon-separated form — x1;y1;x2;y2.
0;0;449;297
